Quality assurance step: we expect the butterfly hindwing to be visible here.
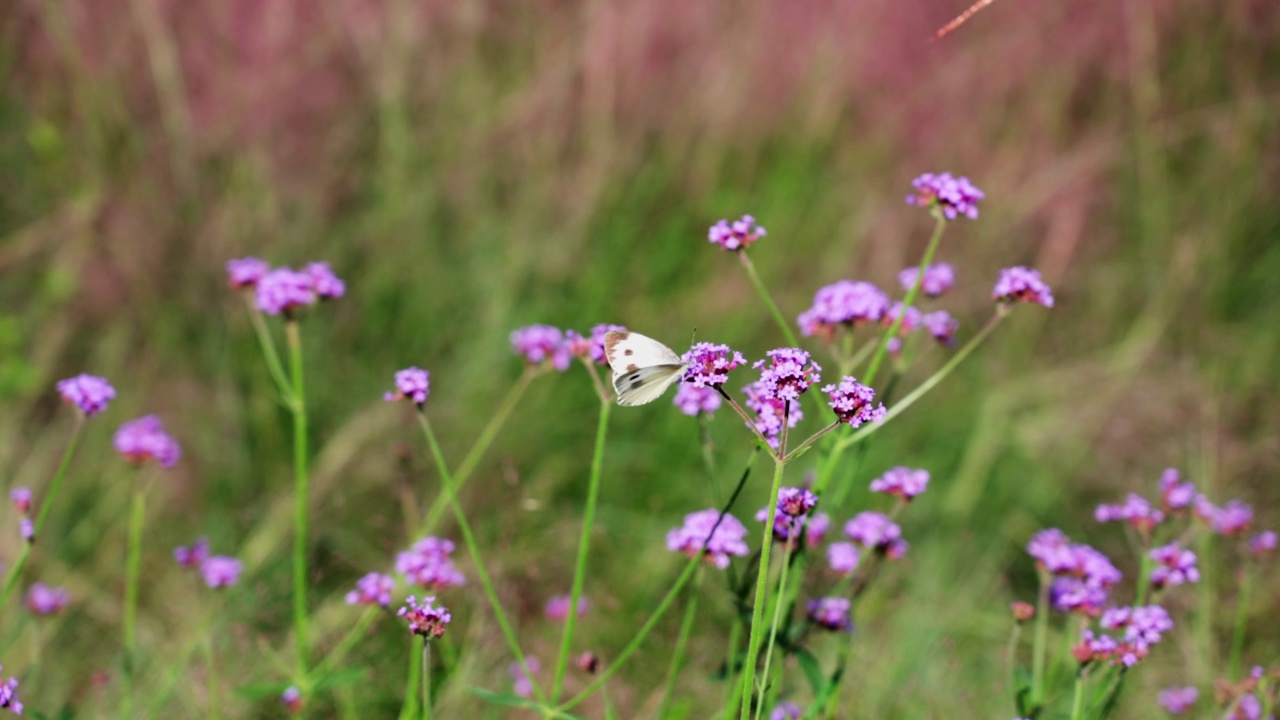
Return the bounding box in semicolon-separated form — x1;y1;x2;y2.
613;364;686;406
603;330;687;406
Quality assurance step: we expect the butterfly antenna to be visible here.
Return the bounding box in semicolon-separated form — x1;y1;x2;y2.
690;327;698;346
930;0;997;41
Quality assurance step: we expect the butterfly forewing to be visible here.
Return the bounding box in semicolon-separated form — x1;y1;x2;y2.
603;330;687;406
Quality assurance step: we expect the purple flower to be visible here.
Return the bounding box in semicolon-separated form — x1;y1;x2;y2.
823;377;886;428
1051;577;1111;617
1095;493;1164;533
304;262;345;300
673;385;721;416
922;311;959;345
899;263;955;297
113;415;182;468
544;594;589;621
567;324;627;365
755;487;819;544
805;512;830;547
666;509;749;569
906;172;985;220
870;467;929;501
1149;543;1199;588
1233;694;1264;720
708;214;766;251
754;348;821;402
806;596;853;631
798;281;891;338
0;667;21;715
1195;496;1254;535
226;257;270;288
1028;530;1121;615
201;556;243;588
1159;469;1196;512
19;519;33;543
255;267;317;316
844;512;907;559
398;595;451;638
281;686;303;713
25;583;68;615
510;657;541;699
509;325;571;371
681;343;747;388
384;367;430;405
56;374;117;416
1249;530;1277;557
174;538;210;569
1157;686;1198;714
881;302;922;335
743;381;803;449
396;537;466;589
10;488;30;515
770;701;802;720
1102;605;1174;646
993;266;1055;308
345;572;396;607
1076;628;1148;667
828;542;860;575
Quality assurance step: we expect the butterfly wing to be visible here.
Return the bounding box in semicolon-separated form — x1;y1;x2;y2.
603;330;687;406
612;365;686;406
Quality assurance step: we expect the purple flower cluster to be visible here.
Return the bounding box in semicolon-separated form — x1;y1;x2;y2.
1076;605;1174;668
398;595;451;638
247;261;345;316
396;536;466;589
870;467;929;501
567;324;627;366
899;263;955;297
511;657;541;698
770;701;802;720
755;487;819;545
1250;530;1277;557
906;172;985;220
743;380;804;449
26;583;68;615
681;343;747;388
1027;529;1121;616
346;572;396;607
174;538;210;568
281;686;303;713
922;311;959;345
1149;543;1199;588
666;509;750;569
1157;686;1198;714
806;596;853;631
510;325;572;371
1158;468;1196;511
9;488;30;515
384;367;430;405
993;266;1055;308
798;281;890;338
1195;496;1254;536
881;302;922;335
805;513;830;547
754;348;821;402
56;374;116;416
226;257;270;288
823;377;886;428
201;556;243;589
845;512;908;559
708;214;767;251
827;542;859;575
0;666;21;715
1095;493;1164;534
673;385;721;416
18;519;32;543
114;415;182;468
544;594;589;621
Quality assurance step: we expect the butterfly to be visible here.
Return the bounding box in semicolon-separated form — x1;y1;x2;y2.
603;330;689;406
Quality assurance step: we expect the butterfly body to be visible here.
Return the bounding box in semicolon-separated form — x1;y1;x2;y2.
603;330;688;406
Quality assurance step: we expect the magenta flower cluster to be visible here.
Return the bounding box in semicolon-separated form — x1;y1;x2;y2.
566;324;627;366
673;385;721;416
870;467;929;501
114;415;182;468
899;263;955;297
9;488;30;516
682;343;747;388
174;537;210;568
26;583;69;615
756;487;819;545
905;172;985;220
1195;496;1254;535
708;214;767;251
770;701;802;720
346;572;396;607
1157;686;1198;714
844;512;908;559
823;377;887;428
511;657;541;699
1159;468;1196;511
743;380;803;449
396;536;466;589
922;310;959;345
398;595;451;638
798;280;890;338
544;594;589;621
0;666;21;715
173;538;241;588
993;266;1055;308
1148;542;1199;588
754;348;821;403
1027;529;1121;616
1095;493;1164;533
806;596;852;631
666;509;750;569
229;258;346;316
56;374;116;416
509;324;573;371
384;367;430;405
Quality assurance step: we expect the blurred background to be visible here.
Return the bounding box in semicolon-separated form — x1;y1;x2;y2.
1;0;1278;716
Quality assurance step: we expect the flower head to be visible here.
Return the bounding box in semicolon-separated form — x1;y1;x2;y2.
906;172;984;220
226;257;270;288
844;512;907;559
201;556;243;588
881;302;922;335
567;324;627;365
806;512;830;547
673;385;721;416
509;325;571;371
26;583;68;615
899;263;956;297
807;596;853;631
1101;605;1174;646
993;266;1055;308
1028;529;1121;615
755;487;819;544
770;701;802;720
56;374;116;416
708;214;766;251
743;381;803;449
754;349;821;402
398;595;451;638
870;467;929;501
174;538;210;569
396;537;466;590
510;657;541;699
1157;686;1198;714
1249;530;1277;557
304;262;345;300
798;281;891;338
827;542;860;575
922;311;960;345
823;377;886;428
113;415;181;468
545;595;589;622
1149;543;1199;588
384;367;430;405
281;686;303;713
0;667;21;715
19;519;33;543
1011;601;1036;622
666;509;749;569
345;572;396;607
1095;494;1164;534
9;488;30;515
1158;469;1196;511
682;343;747;388
255;267;317;316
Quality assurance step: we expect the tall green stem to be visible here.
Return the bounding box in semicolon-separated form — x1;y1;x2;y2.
398;635;421;720
286;320;310;677
738;252;800;348
553;401;612;701
658;567;705;719
122;481;147;718
1228;564;1254;680
754;541;795;720
1070;669;1088;720
243;293;292;398
863;214;947;385
421;639;432;720
1031;570;1050;707
738;456;787;719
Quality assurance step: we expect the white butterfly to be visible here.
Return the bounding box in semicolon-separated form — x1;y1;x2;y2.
603;330;689;407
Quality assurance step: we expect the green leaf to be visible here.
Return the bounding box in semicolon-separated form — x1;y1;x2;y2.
794;647;826;695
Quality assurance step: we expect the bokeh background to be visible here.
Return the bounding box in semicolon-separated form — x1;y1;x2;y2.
2;0;1278;717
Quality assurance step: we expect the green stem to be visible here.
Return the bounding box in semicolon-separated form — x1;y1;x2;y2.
244;293;293;399
863;214;946;385
0;415;84;610
286;320;311;677
422;639;431;720
204;626;220;720
753;542;795;720
1031;570;1050;708
738;252;800;348
1070;669;1088;720
722;613;744;716
553;401;612;702
1229;564;1254;680
399;635;422;720
739;456;787;719
122;481;147;719
658;567;705;719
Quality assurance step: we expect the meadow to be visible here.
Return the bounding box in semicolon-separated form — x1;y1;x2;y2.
1;0;1278;717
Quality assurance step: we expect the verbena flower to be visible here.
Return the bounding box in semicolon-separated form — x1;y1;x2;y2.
666;509;749;569
798;281;890;338
1232;694;1263;720
384;367;430;405
1194;496;1253;535
1095;494;1165;534
174;538;210;569
1149;543;1199;588
805;512;830;548
9;488;30;515
754;348;821;402
1010;601;1035;623
827;542;859;575
544;595;589;621
673;385;721;416
255;268;317;316
906;172;984;220
201;556;243;588
281;686;303;713
1157;469;1195;512
511;657;541;699
25;583;68;615
0;667;21;715
682;343;747;388
396;537;466;589
113;415;182;468
922;311;959;345
1249;530;1277;557
1028;529;1121;616
708;214;766;251
56;374;116;416
1102;605;1173;645
881;302;922;335
743;381;803;449
899;263;955;297
509;325;571;371
575;652;599;674
806;596;853;631
226;257;270;288
824;377;887;428
304;262;346;300
1076;629;1146;667
756;487;819;545
770;701;802;720
567;324;626;365
993;266;1055;307
870;467;929;501
1157;686;1198;714
398;595;451;638
19;519;33;543
844;512;907;559
345;572;396;607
